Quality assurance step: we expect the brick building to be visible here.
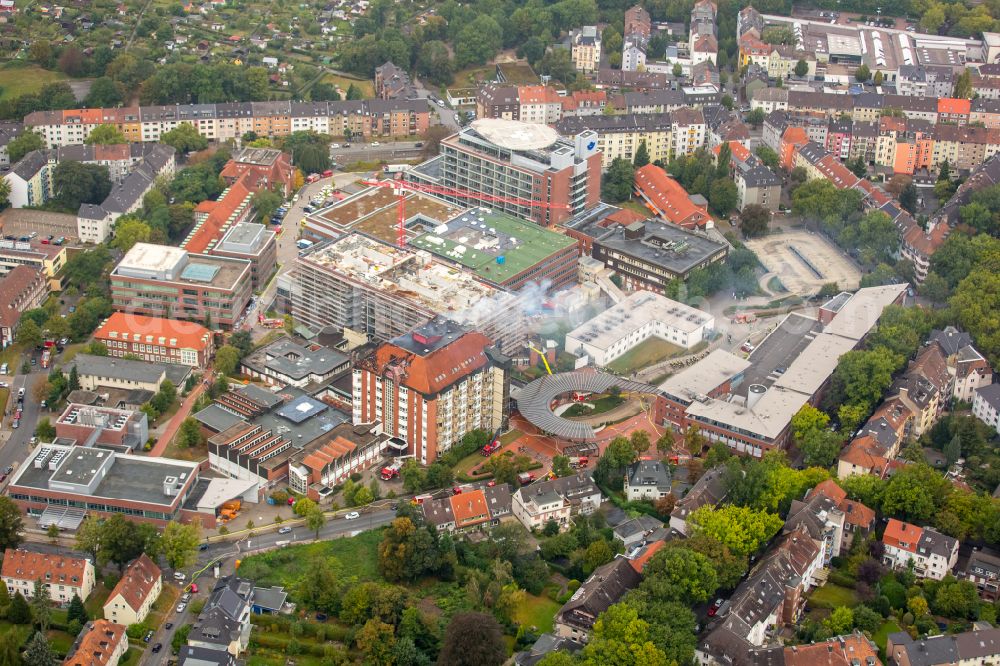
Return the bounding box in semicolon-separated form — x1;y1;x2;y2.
0;265;49;347
94;312;214;367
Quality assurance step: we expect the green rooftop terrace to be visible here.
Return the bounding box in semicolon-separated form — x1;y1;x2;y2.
409;209;576;285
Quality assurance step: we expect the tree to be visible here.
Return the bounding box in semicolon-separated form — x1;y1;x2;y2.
721;95;734;111
899;182;918;214
800;429;844;468
85;77;123;108
252;189;283;222
455;16;504;68
214;345;240;376
688;504;783;558
29;580;51;631
33;418;55;442
85;124;126;146
640;547;718;604
0;498;23;553
22;632;56;666
282;131;331;174
708;179;738;216
873;70;884;86
16;319;43;350
293;498;316;517
45;524;58;544
378;518;440;582
437;612;506;666
53;162;112;211
74;516;103;563
746;108;766;127
582;604;669;666
634;141;650;168
7;132;45;164
161;123;208;154
306;506;326;538
583;540;614;575
551;455;574;478
881;463;950;522
356;619;395;666
345;84;363;101
161;521;201;570
791;404;830;441
177;417;205;448
794;59;809;78
944;434;962;467
755;145;779;169
739;204;770;238
630;430;650;456
110;217;152;253
7;593;30;625
66;594;88;625
602;158;635;203
954;68;973;99
855;64;871;82
824;606;854;635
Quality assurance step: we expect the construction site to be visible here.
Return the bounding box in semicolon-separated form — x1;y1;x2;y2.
287;233;528;353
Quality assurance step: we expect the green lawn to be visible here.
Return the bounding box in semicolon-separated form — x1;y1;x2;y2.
321;73;374;98
563;393;625;418
873;619;901;658
0;64;68;100
607;338;684;374
808;583;859;609
619;198;653;217
237;528;384;588
513;594;562;634
84;581;112;618
46;629;75;656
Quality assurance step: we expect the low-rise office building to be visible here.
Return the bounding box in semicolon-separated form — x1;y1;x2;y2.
54;403;149;452
110;243;252;330
62;353;192;393
94;312;215;367
239;337;349;389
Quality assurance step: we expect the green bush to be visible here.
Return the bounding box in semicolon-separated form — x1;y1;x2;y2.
125;623;151;640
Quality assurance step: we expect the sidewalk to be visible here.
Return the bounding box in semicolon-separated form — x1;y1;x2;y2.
149;375;211;457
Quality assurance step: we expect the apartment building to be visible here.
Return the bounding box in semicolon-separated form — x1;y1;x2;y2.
887;627;1000;666
554;558;640;643
964;549;1000;601
1;549;95;604
571;26;602;72
882;518;958;580
219;148;295;198
25;100;430;148
928;327;993;403
555;111;698;168
110;243;252;330
353;318;511;464
427;120;601;226
511;473;602;531
973;384;1000;435
94;312;214;367
374;61;415;100
103;554;161;626
633;164;713;229
65;621;128;666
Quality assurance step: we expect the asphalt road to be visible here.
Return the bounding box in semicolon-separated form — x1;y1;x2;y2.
138;507;397;666
0;365;52;486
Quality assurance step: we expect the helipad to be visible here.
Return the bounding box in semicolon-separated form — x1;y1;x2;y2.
470;118;560;151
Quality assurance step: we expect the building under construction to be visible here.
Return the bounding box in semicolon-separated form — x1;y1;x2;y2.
285;233;527;352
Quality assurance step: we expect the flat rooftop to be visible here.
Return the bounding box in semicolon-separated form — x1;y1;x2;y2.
301;233;512;315
567;292;713;352
822;284;907;341
11;444;197;507
686;384;811;442
737;313;822;396
113;244;249;291
244;337;349;381
116;243;188;273
233;147;282;166
660;349;751;403
567;214;729;276
469;119;559;151
409;207;576;284
312;187;463;244
772;332;859;397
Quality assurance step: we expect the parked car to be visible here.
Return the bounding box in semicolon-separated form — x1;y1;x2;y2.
278;526;292;534
198;543;209;551
708;598;724;617
173;571;186;581
345;511;360;520
143;631;154;643
181;593;191;602
151;643;162;653
165;623;173;630
176;603;187;613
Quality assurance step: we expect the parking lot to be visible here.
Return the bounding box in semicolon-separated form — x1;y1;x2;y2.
744;229;861;296
0;209;79;243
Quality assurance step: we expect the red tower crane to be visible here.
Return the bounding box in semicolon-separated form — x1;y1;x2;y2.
360;177;568;248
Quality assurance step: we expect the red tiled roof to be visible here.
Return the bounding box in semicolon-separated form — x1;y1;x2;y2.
630;539;667;573
784;633;881;665
1;548;89;586
94;312;212;352
518;85;562;105
450;489;490;526
838;436;889;474
107;554;160;612
883;518;921;553
712;140;751;164
0;265;45;331
65;620;127;666
371;331;494;395
182;175;253;255
938;98;971;115
812;479;847;504
633;164;711;229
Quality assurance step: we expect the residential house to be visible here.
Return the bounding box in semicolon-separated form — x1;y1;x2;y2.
889;344;951;437
64;620;128;666
929;327;994;403
188;577;254;656
669;465;726;534
624;460;671;502
886;626;1000;666
1;548;96;605
698;523;823;663
571;26;601;73
103;553;161;626
0;265;49;347
511;474;602;531
553;557;641;642
973;384;1000;435
612;515;666;549
423;485;512;533
882;518;958;580
964;548;1000;602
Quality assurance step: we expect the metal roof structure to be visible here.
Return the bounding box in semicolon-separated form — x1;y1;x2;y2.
512;371;660;441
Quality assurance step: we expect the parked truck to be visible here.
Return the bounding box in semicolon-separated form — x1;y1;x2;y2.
481;427;503;456
517;472;535;486
568;456;589;468
381;459;404;481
